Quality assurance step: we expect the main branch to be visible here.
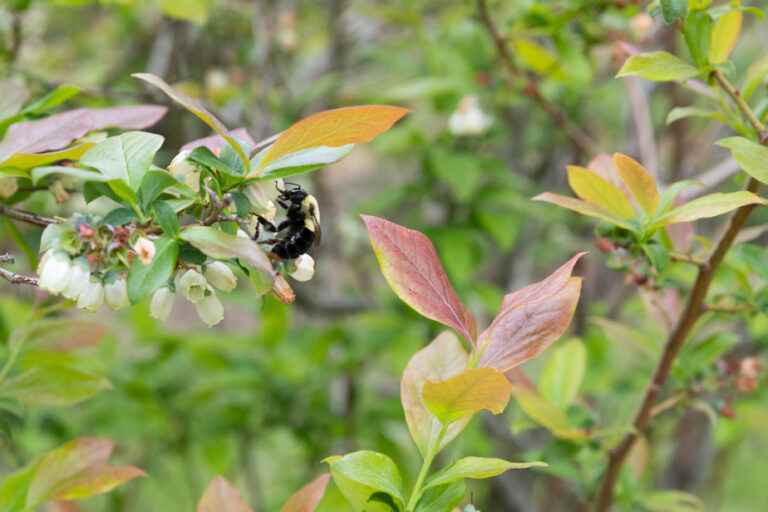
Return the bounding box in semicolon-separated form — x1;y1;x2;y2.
594;71;767;512
0;205;58;227
476;0;598;156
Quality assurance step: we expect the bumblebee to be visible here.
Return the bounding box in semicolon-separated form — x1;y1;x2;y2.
258;182;321;260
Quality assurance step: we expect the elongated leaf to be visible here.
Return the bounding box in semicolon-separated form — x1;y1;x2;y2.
254;144;354;180
362;215;477;342
538;339;586;409
53;465;146;501
424;457;546;491
613;154;659;214
683;11;713;68
641;490;704;512
132;73;249;171
181;128;256;153
717;137;768;184
153;201;180;237
0;365;110;407
665;106;722;125
127;237;179;303
511;386;589;440
414;481;465;512
654;191;766;226
567;166;634;219
325;451;404;511
422;367;513;425
281;474;331;512
709;10;742;64
80;131;164;190
138;170;178;211
616;52;699;82
401;332;470;456
257;105;408;171
197;476;253;512
532;192;634;230
179;226;275;280
31;165;111;185
479;256;583;372
2;144;93;171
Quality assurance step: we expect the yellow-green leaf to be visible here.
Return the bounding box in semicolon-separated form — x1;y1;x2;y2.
1;144;93;171
513;38;560;76
613;153;659;214
654;191;767;227
567;166;635;219
616;51;700;82
511;386;589;441
423;457;546;491
532;192;634;230
709;10;742;64
422;367;513;425
257;105;408;172
538;339;586;410
717;136;768;184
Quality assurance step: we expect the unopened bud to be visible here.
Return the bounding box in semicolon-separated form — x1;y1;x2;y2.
38;251;72;294
150;286;175;322
62;258;90;300
205;261;237;292
77;278;104;312
195;292;224;327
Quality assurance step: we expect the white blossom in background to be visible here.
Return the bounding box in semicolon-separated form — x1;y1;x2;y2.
38;251;72;293
177;269;208;303
133;237;156;265
290;254;315;282
104;278;129;310
205;262;237;292
448;95;492;136
77;279;104;312
150;287;175;322
195;292;224;327
62;258;90;300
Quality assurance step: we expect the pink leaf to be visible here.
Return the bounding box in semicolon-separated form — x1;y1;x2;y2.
280;473;331;512
362;215;477;342
478;255;584;371
197;476;253;512
181;128;257;154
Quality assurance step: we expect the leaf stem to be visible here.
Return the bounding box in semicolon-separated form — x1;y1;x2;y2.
406;426;446;511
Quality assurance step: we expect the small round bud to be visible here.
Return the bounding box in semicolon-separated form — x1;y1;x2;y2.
204;261;237;292
38;251;72;294
104;277;130;310
177;269;208;303
150;287;175;322
290;254;315;282
77;278;105;312
195;292;224;327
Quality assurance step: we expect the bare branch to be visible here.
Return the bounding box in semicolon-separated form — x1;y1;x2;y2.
0;254;39;286
0;204;59;227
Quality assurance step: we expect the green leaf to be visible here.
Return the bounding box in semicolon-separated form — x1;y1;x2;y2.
21;84;80;115
616;52;700;82
132;73;249;172
80;131;164;190
414;481;465;512
252;144;353;180
179;226;275;280
138;170;178;212
538;339;586;410
325;451;404;511
101;207;136;227
424;457;546;491
0;460;38;512
666;106;722;125
511;386;589;440
660;0;688;23
716;137;768;184
188;146;241;176
159;0;211;24
153;200;180;237
31;165;110;185
653;191;766;227
1;143;93;171
230;191;251;217
126;237;179;304
743;54;768;101
0;365;111;407
532;192;635;231
640;490;704;511
683;11;713;68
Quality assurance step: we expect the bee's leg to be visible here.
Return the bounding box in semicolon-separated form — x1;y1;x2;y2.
257;216;278;233
259;238;280;245
276;198;290;210
276;220;292;231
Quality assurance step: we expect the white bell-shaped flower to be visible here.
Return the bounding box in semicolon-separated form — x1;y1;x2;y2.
38;251;72;294
77;278;104;312
177;269;208;303
204;262;237;292
104;277;129;310
62;258;90;300
195;291;224;327
150;287;175;322
290;254;315;282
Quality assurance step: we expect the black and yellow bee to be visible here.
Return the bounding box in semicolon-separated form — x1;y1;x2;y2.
258;182;321;260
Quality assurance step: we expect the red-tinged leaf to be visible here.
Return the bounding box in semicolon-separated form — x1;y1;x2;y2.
479;256;583;371
81;105;167;131
54;464;145;501
257;105;408;170
280;474;331;512
532;192;634;230
362;215;477;342
197;476;253;512
401;332;470;456
422;367;513;424
181;128;256;154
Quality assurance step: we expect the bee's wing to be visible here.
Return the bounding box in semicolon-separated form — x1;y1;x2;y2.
311;211;322;249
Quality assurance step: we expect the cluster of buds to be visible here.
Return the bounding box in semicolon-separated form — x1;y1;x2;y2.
718;356;764;394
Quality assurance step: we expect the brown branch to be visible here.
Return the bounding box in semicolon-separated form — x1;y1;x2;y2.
0;254;38;286
593;70;766;512
0;205;58;227
476;0;598;156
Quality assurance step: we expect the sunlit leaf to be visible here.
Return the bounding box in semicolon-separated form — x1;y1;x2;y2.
401;332;470;456
31;165;110;185
256;106;408;172
281;474;331;512
653;191;766;227
709;10;742;64
197;476;253;512
616;52;699;82
641;490;704;512
325;451;404;512
716;136;768;184
613;154;659;214
532;192;634;230
422;367;513;425
538;339;586;410
80;131;164;190
424;457;546;491
511;386;589;440
362;215;477;342
567;166;635;219
253;144;354;180
2;144;93;171
513;38;560;76
159;0;212;24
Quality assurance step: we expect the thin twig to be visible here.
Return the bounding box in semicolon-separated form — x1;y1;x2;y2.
476;0;598;156
593;69;766;512
669;252;706;267
0;254;38;287
0;205;58;227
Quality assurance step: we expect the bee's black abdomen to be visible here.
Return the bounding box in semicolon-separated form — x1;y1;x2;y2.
271;227;315;259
